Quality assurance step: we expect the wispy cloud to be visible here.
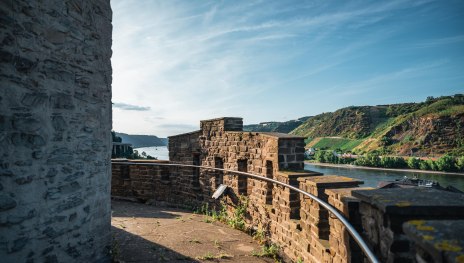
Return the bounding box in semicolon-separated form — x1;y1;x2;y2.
113;102;151;111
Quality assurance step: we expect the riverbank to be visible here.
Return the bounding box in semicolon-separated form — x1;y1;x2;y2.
305;161;464;176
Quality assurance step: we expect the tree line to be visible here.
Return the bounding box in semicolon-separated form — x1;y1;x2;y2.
312;151;464;173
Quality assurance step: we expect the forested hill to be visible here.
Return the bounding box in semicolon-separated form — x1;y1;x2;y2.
290;94;464;156
115;132;168;148
243;116;311;133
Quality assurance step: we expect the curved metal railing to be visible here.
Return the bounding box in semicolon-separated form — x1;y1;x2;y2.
112;161;379;263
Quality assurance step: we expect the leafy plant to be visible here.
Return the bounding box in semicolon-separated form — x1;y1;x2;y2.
253;228;266;245
252;244;280;260
225;196;248;231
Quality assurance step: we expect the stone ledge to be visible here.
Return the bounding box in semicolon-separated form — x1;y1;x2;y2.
260;132;306;139
403;220;464;263
111;159;170;164
200;117;243;122
325;187;374;202
278;170;322;178
302;175;363;187
168;130;201;138
352;188;464;216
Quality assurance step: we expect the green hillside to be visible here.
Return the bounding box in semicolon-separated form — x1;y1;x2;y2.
307;137;364;152
244;116;311;133
291;94;464;155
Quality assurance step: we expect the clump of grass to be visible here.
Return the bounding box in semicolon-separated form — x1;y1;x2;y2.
197;196;249;231
252;244;280;261
196;252;214;260
223;196;248;231
252;228;266;245
196;252;233;260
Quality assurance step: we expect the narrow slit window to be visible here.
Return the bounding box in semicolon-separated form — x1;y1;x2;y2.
265;161;274;205
237;159;248;195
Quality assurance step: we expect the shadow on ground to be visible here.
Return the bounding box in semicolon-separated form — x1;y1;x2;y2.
111;199;185;219
112;226;199;262
111;200;274;263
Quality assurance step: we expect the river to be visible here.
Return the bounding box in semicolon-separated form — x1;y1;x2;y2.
134;146;169;160
133;147;464;191
305;163;464;192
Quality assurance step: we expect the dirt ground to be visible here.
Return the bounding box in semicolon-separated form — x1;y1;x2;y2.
111;199;275;263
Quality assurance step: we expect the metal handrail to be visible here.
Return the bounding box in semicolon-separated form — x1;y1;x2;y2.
112;161;379;263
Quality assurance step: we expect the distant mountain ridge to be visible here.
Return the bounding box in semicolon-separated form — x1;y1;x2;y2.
115;132;168;148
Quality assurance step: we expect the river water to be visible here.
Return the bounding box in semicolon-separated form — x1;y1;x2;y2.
134;146;169;160
305;163;464;191
134;147;464;191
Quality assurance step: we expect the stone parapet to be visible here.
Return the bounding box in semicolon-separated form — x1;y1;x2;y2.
300;176;363;240
200;117;243;134
326;187;374;263
353;188;464;262
111;117;464;263
110;160;464;263
403;220;464;263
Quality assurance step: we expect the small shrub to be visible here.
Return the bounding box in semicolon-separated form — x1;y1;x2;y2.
252;244;280;260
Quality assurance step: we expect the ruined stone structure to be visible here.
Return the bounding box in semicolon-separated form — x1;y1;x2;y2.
112;142;132;158
0;1;112;262
112;117;464;263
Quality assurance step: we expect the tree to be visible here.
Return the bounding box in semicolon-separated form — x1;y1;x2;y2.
436;155;456;172
314;151;325;163
456;156;464;172
427;159;438;171
419;160;429;170
111;131;122;142
366;153;381;167
407;158;420;169
426;96;435;103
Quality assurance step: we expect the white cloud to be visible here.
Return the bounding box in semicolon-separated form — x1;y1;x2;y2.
113;102;150;111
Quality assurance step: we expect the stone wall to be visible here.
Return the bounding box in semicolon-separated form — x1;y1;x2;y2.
326;187;373;263
112;160;172;203
111;118;371;262
353;188;464;263
111;117;464;263
0;1;112;262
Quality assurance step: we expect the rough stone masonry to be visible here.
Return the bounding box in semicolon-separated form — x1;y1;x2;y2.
112;118;464;263
0;1;112;262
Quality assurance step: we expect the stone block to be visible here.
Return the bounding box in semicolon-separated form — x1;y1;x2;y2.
403;220;464;263
353;188;464;217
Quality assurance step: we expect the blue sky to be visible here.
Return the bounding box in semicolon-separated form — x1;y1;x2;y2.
111;0;464;137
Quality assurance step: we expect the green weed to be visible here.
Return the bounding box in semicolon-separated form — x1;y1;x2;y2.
252;243;280;260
